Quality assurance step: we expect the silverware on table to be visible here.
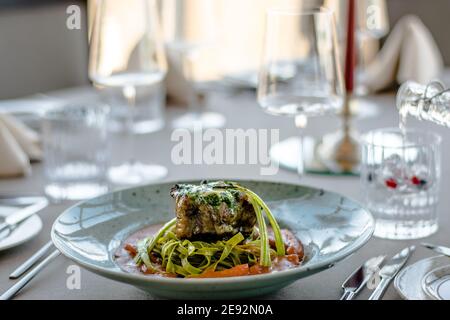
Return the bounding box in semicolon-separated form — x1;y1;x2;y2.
0;198;48;236
9;241;55;279
368;246;415;300
0;250;60;300
341;255;386;300
422;243;450;257
2;241;60;300
0;196;58;300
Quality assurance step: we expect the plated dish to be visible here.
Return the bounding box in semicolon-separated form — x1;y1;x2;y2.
51;180;374;299
115;181;304;278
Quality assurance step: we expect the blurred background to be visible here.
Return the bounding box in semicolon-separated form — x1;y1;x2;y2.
0;0;449;100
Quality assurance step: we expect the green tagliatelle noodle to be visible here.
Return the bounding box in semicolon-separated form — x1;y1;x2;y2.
135;183;285;277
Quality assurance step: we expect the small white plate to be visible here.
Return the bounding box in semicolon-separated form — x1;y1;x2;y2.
394;256;450;300
422;265;450;300
0;206;43;251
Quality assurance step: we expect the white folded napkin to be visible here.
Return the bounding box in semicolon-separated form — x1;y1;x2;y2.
362;15;444;92
0;113;42;178
165;50;192;105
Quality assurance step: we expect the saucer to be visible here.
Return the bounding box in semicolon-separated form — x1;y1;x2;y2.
394;256;450;300
422;265;450;300
0;206;43;251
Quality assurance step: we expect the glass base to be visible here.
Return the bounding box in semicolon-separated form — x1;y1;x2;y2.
45;183;108;201
316;130;360;175
269;136;357;176
374;219;438;240
270;136;307;176
172;112;226;130
108;118;164;135
108;162;168;186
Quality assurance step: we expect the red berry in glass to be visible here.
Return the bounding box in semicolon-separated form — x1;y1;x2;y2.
385;178;398;189
411;176;421;185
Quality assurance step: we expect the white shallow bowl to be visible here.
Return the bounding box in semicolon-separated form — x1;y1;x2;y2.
52;180;374;299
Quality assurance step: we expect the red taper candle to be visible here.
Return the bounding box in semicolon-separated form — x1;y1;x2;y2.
344;0;356;94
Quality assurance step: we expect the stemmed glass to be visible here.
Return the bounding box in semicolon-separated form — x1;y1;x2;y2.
161;0;226;130
89;0;168;185
258;7;344;174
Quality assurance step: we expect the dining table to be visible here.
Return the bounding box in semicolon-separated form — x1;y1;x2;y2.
1;74;450;300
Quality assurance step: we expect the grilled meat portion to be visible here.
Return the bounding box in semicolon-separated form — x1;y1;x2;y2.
170;181;257;240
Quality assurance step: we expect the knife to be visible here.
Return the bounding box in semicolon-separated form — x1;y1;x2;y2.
422;243;450;257
341;255;386;300
0;199;48;234
368;246;415;300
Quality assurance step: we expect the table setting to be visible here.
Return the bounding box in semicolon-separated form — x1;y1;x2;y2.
1;0;450;302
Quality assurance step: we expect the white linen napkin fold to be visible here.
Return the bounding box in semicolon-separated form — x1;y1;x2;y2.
165;50;192;105
0;113;42;178
362;15;444;92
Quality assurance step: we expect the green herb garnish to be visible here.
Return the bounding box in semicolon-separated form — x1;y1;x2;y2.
135;182;285;276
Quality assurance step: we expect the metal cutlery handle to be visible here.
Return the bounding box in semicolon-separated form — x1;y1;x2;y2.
340;290;350;300
368;278;390;300
0;250;60;300
0;198;48;235
340;255;386;301
9;241;54;279
422;243;450;257
340;290;356;300
5;198;48;226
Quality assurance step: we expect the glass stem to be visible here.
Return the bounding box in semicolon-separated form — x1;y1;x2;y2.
297;133;304;176
295;115;308;176
183;52;203;118
123;85;137;165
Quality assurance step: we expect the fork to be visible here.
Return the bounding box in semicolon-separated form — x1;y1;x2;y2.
1;249;60;300
1;241;60;300
9;241;55;279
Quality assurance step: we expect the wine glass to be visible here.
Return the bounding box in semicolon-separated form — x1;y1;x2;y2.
258;7;344;174
89;0;168;185
161;0;226;130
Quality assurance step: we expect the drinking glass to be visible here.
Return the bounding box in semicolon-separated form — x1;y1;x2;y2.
161;0;226;130
89;0;168;185
361;128;442;240
43;103;110;201
258;7;344;173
